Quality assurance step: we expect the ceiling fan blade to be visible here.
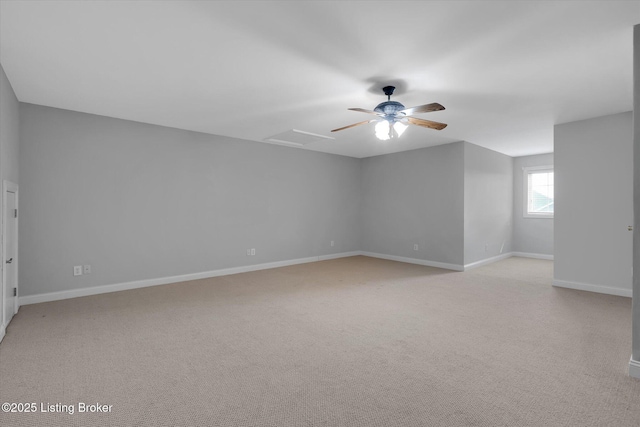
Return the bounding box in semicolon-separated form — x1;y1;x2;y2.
331;119;375;132
348;108;383;116
399;103;445;116
406;117;448;130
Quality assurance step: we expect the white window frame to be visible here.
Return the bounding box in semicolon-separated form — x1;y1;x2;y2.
523;165;554;219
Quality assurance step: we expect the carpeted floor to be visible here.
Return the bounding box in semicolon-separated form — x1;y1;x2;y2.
0;256;638;426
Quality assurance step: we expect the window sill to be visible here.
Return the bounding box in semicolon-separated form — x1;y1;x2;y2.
523;213;554;219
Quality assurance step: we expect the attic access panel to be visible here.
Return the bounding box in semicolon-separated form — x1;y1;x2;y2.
264;129;335;147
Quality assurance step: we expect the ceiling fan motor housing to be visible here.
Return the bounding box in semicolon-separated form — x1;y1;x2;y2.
374;101;406;117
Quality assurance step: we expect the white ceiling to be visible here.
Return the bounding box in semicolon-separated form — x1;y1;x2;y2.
1;1;638;158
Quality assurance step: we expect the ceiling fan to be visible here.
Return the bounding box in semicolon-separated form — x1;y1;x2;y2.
331;86;447;140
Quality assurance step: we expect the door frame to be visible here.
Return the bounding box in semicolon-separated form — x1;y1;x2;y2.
2;180;19;336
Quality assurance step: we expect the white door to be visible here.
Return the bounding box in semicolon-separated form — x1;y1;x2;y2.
3;184;18;328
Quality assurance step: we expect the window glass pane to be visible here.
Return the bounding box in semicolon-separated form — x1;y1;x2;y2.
531;173;548;186
527;171;554;214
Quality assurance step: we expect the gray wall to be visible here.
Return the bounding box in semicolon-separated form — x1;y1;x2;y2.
360;142;465;266
0;64;20;326
19;104;361;296
554;112;633;294
512;153;554;256
463;142;513;265
0;65;19;185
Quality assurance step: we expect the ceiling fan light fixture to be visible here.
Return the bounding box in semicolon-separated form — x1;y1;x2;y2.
393;121;407;137
375;120;391;140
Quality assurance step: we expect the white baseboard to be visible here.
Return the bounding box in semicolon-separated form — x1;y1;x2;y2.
552;279;632;298
0;323;5;344
360;251;464;271
512;252;554;260
19;251;362;306
318;251;362;261
464;253;513;271
630;357;640;379
21;249;627;306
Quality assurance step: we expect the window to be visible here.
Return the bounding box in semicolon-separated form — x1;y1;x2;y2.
523;166;553;218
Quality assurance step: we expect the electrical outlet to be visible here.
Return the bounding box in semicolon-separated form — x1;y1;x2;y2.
250;248;256;256
485;243;489;252
247;249;251;256
330;240;334;247
83;264;91;274
414;244;419;251
73;265;83;276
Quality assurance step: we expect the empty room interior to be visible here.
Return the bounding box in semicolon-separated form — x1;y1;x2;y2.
1;1;640;426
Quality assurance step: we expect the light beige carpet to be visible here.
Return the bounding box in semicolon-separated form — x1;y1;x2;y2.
0;256;638;426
